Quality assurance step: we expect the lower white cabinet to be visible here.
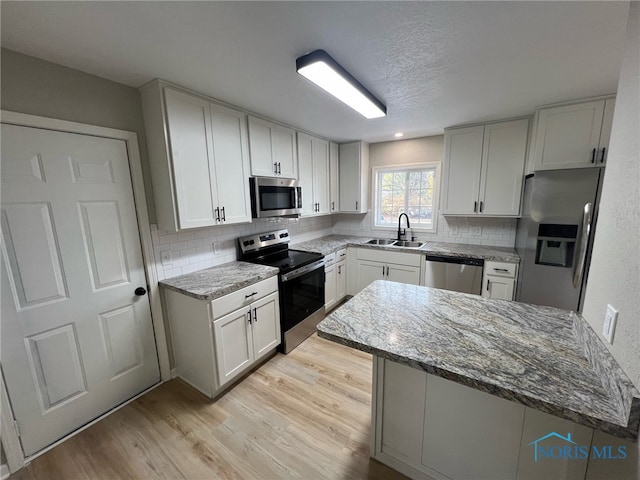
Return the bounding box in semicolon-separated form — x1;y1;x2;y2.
351;248;422;294
482;261;518;300
372;357;593;480
164;276;280;398
325;249;348;310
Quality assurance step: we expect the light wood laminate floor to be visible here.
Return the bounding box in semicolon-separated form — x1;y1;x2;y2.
12;333;406;480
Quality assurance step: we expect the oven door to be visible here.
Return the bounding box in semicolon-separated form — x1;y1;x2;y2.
279;260;325;332
250;177;301;218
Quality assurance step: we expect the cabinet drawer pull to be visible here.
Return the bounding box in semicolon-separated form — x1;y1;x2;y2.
245;291;258;299
591;148;596;164
600;147;606;163
493;268;509;273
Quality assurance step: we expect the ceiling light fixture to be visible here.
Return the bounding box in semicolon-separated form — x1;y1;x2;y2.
394;132;404;138
296;49;386;119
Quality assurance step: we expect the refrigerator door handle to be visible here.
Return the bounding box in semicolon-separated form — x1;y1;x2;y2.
573;202;593;288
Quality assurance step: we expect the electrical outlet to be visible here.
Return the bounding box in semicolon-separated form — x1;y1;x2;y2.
470;226;482;236
602;304;618;344
213;242;221;254
160;250;172;266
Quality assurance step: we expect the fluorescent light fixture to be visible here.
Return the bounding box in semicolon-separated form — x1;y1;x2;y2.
394;132;404;138
296;49;386;119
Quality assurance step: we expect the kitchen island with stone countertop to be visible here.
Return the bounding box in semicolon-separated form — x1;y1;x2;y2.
317;280;639;479
159;261;279;301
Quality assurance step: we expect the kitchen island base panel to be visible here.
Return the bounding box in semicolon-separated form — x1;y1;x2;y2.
372;356;593;480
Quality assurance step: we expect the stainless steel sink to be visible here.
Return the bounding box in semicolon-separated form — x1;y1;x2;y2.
365;238;397;245
393;240;425;248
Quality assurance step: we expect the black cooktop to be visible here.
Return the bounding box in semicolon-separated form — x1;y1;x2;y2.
247;249;323;273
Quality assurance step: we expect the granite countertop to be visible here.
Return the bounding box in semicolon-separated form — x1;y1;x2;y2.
159;261;279;301
293;234;519;264
317;281;640;440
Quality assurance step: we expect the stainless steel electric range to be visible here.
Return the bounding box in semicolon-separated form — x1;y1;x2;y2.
238;229;325;354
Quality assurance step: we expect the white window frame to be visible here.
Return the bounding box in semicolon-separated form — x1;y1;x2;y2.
371;162;441;233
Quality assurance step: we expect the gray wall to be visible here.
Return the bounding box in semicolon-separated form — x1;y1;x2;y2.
583;3;639;478
1;48;156;222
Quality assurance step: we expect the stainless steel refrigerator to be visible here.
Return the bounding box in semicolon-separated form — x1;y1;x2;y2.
515;168;604;312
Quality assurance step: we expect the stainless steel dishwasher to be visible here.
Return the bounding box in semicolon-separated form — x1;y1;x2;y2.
423;254;484;295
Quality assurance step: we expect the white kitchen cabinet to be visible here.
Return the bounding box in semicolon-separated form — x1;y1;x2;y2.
372;357;594;480
248;116;297;178
442;118;529;217
163;276;280;398
329;142;340;213
297;132;330;216
140;81;251;232
339;141;369;213
325;249;348;311
482;261;517;300
532;97;615;171
335;249;348;301
352;248;422;294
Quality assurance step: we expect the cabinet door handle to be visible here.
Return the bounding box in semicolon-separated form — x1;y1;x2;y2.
355;201;358;210
221;206;226;222
215;207;221;222
486;279;490;291
474;201;478;213
600;147;606;163
382;266;385;276
479;201;484;213
253;308;257;323
332;201;335;211
247;310;252;324
386;266;390;276
338;265;341;274
274;162;278;174
277;162;281;174
591;148;596;164
245;291;258;299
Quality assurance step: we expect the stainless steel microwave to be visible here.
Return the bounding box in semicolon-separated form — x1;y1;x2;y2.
249;177;302;218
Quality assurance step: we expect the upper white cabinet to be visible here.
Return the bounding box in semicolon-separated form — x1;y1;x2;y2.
297;132;330;216
248;116;298;178
532;97;615;171
442;118;529;217
329;142;339;213
339;141;369;213
140;81;251;232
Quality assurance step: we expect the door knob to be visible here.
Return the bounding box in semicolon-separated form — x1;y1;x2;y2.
135;287;147;296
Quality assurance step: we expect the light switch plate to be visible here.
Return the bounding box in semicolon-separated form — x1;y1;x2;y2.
603;304;618;344
470;226;482;236
160;250;172;266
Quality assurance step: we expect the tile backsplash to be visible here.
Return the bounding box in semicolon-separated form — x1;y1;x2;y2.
151;216;333;281
332;213;517;247
152;213;516;280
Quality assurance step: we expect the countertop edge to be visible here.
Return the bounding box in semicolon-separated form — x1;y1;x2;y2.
316;327;639;441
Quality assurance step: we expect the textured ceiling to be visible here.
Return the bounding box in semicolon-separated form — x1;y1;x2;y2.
0;1;630;142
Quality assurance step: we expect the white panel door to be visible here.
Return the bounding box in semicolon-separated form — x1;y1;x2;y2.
210;103;252;225
329;142;339;213
213;306;253;387
597;98;616;165
297;133;315;216
482;275;515;300
336;260;347;302
325;264;337;309
442;125;484;215
250;292;281;361
338;142;361;212
355;260;385;294
247;116;277;177
1;124;160;456
272;125;297;178
163;87;217;229
313;138;330;215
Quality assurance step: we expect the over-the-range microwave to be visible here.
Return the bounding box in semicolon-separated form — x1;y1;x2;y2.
249;177;302;218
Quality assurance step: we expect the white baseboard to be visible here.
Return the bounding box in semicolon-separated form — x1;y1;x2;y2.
170;368;177;379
